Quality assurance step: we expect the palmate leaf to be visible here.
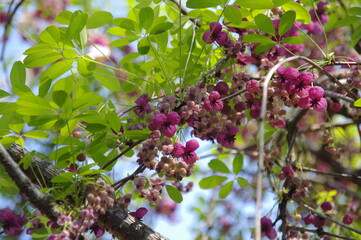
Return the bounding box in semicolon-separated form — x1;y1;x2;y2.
199;175;228;189
208;159;231;173
219;181;234;199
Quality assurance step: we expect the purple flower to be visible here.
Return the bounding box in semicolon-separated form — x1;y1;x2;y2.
0;208;27;237
279;165;295;180
261;217;277;239
304;214;315;225
89;222;105;238
321;202;332;212
298;86;327;112
215;81;229;96
244;93;261;119
276;66;299;88
202;22;230;46
149;112;180;137
287;72;313;96
204;91;224;112
343;214;354;225
134;94;152;117
246;80;260;94
216;126;239;148
130;207;148;220
171;139;199;164
313;216;326;228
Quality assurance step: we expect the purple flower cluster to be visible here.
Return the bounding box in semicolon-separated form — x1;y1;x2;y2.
202;22;230;46
0;208;27;237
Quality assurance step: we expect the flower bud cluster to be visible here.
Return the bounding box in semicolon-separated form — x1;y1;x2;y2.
135;177;164;205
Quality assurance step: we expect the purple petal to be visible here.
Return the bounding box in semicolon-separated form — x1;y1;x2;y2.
313;97;327;112
171;142;185;158
167;112;180;125
216;31;229;46
152;114;167;129
309;86;324;99
209;22;222;34
185;139;199;152
183;152;197;164
162;124;177;137
202;31;214;44
298;97;311;109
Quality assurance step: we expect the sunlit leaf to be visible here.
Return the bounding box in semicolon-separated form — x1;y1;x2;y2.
219;181;234;199
166;185;183;203
199;176;228;189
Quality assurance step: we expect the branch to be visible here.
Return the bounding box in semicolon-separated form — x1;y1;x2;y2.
169;0;201;28
286;225;356;240
4;144;168;240
301;203;361;235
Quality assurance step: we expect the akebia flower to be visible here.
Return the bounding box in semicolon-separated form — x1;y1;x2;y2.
0;208;27;236
204;91;224;112
299;86;327;112
261;216;277;239
89;222;105;238
130;207;148;220
343;214;354;225
216;126;239;148
202;22;230;46
149;112;180;137
134;94;152;117
171;139;199;164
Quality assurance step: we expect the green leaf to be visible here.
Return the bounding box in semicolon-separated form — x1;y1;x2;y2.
219;181;234;199
113;18;138;32
72;92;103;111
87;11;113;29
282;2;311;24
208;159;231;173
224;6;243;25
149;22;173;35
23;51;63;68
354;98;361;107
235;0;274;9
52;90;68;108
166;185;183;203
139;7;154;31
86;123;107;133
77;57;96;76
23;131;49;139
352;25;361;48
65;12;88;43
255;14;275;36
124;130;151;140
94;67;121;91
199;175;228;189
255;42;276;53
334;16;360;28
350;7;361;16
0;90;10;98
51;172;76;183
20;151;34;170
40;25;60;45
186;0;220;8
233;154;243;174
16;96;53;116
56;11;72;25
236;177;250;188
279;10;296;37
39;60;73;97
242;34;275;43
281;36;303;45
138;38;150;55
110;36;140;47
272;0;291;6
10;61;32;96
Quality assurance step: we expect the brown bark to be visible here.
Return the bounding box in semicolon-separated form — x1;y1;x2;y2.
0;143;168;240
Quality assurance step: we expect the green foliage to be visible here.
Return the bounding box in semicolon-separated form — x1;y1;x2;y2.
199;175;228;189
278;10;296;37
232;154;243;174
166;185;183;203
208;159;231;174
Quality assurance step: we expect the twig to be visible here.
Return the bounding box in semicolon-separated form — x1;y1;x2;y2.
299;166;361;181
0;0;26;61
302;203;361;235
286;225;355;240
112;164;146;189
324;90;354;103
220;89;246;101
101;140;143;170
169;0;201;28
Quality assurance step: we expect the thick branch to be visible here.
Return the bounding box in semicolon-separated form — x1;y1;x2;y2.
4;144;168;240
0;143;59;222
